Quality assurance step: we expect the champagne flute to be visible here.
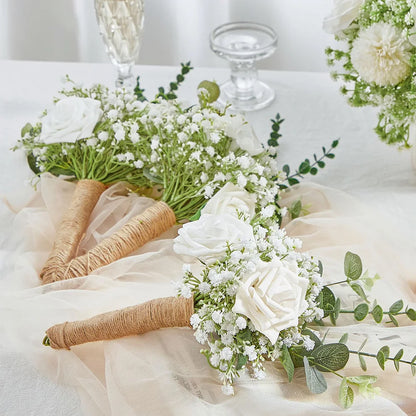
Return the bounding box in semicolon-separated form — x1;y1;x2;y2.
95;0;144;88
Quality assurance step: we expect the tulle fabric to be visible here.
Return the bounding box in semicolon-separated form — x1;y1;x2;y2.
0;174;415;415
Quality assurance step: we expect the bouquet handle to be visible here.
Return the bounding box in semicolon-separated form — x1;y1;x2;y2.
45;296;194;349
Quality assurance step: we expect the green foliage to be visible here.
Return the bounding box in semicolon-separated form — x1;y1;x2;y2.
134;61;194;102
326;0;416;147
339;377;354;409
288;200;302;219
197;80;221;107
281;139;339;188
281;345;295;382
311;343;349;372
354;303;369;321
267;113;284;149
303;356;327;394
344;251;362;280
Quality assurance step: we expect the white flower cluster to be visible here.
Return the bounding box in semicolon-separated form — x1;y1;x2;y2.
18;80;284;198
174;184;323;393
325;0;416;146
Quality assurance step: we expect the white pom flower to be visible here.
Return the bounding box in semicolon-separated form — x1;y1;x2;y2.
351;22;412;86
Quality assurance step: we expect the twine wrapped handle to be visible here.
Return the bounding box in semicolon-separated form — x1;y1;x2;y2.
44;296;194;349
40;179;106;283
42;200;176;284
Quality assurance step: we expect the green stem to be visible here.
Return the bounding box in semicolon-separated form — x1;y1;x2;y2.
325;280;348;287
349;350;414;366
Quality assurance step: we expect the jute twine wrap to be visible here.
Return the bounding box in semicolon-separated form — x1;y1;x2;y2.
40;180;106;283
46;296;194;349
42;201;176;284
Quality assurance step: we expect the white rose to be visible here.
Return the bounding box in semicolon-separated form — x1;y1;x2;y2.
323;0;364;34
39;97;103;144
201;182;256;219
224;114;264;156
233;258;309;344
173;214;255;265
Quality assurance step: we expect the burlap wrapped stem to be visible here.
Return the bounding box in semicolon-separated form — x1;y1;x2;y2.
41;183;176;284
44;296;194;349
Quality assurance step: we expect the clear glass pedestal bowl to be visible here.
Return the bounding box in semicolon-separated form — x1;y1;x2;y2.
210;22;278;111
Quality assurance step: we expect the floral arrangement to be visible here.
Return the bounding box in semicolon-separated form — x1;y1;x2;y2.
15;64;289;284
324;0;416;146
43;181;416;409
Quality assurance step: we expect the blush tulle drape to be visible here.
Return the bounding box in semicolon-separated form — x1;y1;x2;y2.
0;174;415;415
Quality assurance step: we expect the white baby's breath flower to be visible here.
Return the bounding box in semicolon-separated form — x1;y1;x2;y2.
237;173;248;188
190;313;201;329
261;204;276;218
212;310;223;324
220;347;233;360
97;131;108;141
198;281;211;294
134;160;144;169
210;354;220;367
235;316;247;330
195;329;208;344
177;114;187;125
351;22;412;86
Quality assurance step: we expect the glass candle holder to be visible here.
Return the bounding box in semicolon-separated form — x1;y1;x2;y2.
210;22;278;111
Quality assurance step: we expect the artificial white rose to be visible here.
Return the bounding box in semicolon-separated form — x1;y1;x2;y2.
40;96;103;144
233;258;309;344
224;114;264;156
323;0;364;34
173;213;255;265
201;182;256;219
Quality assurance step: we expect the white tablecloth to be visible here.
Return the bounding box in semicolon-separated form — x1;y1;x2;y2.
0;60;415;415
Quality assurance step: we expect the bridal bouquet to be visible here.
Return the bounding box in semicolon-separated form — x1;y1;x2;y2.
43;183;416;409
15;68;284;284
324;0;416;146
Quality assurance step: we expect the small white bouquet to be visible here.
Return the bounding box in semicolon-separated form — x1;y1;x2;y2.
324;0;416;147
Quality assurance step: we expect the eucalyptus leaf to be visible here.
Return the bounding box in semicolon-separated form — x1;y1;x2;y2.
358;353;367;371
376;346;390;370
339;333;348;344
406;308;416;321
318;286;336;318
372;304;383;323
303;357;327;394
281;345;295;382
235;353;248;371
344;251;362;280
27;153;41;175
311;343;349;372
388;313;399;327
290;200;302;219
339;378;354;409
21;122;33;137
350;283;368;302
393;349;403;372
389;300;404;314
354;303;369;321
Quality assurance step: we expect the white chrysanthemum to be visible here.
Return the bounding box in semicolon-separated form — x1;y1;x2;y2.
351;22;412;86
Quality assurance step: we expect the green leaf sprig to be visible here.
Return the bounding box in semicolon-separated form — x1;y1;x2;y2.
280;139;339;188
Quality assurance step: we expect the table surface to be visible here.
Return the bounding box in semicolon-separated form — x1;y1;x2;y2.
0;59;415;415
